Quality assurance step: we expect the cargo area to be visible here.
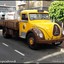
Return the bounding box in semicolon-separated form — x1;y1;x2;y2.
0;20;19;30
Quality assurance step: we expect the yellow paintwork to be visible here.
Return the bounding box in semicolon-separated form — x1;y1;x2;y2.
29;37;34;45
21;10;48;14
19;10;62;41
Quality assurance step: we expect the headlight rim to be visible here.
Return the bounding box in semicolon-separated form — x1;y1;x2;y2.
53;24;60;36
33;28;44;38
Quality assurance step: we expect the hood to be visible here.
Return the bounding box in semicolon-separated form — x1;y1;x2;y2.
29;20;55;29
29;20;55;39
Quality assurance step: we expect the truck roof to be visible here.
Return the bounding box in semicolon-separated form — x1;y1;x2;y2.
21;10;48;14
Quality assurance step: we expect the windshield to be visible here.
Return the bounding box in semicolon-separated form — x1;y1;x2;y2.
29;13;50;20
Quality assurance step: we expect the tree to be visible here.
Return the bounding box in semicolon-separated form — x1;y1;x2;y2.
55;0;64;1
49;1;64;29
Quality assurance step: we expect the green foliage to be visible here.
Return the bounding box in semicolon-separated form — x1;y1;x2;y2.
55;0;64;1
49;1;64;22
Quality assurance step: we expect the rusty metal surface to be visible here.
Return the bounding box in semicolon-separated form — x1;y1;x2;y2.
0;20;19;30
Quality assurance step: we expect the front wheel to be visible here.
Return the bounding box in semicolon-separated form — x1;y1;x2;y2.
27;33;39;50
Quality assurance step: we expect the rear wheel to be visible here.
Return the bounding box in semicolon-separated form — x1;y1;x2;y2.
27;33;39;50
3;28;10;38
11;30;19;39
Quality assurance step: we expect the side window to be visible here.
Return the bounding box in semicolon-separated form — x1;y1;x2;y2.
22;14;28;20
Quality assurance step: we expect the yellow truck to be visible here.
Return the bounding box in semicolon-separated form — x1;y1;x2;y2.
2;10;64;50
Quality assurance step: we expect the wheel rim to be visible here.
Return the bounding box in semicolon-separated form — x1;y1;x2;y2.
29;37;34;45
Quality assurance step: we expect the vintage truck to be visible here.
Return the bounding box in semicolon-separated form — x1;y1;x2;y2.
1;10;64;50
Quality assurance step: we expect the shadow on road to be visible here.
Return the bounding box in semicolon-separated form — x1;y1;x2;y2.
0;35;61;51
11;37;61;50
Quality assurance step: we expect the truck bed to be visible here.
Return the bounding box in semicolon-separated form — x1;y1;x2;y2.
0;20;19;30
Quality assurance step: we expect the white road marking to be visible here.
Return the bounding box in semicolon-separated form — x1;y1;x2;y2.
14;49;25;56
61;48;64;52
24;61;39;64
0;30;2;31
2;43;8;47
24;48;64;63
37;48;64;62
24;61;34;63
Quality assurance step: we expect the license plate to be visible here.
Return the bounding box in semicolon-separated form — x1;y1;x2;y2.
55;42;60;44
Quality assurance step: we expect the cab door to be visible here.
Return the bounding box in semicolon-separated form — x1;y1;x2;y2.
19;14;28;38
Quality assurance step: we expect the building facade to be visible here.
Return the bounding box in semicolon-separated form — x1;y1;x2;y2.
28;1;52;10
0;1;16;13
0;1;16;7
0;0;54;12
16;1;54;11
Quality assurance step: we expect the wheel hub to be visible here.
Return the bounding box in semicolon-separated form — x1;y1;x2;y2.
29;37;34;45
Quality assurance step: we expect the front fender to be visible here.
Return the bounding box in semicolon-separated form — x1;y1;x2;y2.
26;28;45;43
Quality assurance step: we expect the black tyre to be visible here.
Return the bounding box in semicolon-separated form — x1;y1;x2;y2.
27;33;39;50
3;28;10;38
52;41;62;46
12;30;19;39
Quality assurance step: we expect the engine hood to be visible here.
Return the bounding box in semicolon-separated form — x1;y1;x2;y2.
29;20;58;39
29;20;55;29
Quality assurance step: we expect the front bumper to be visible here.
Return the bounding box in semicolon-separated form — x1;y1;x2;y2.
37;37;64;44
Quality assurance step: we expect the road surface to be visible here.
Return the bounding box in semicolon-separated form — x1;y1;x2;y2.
0;30;64;63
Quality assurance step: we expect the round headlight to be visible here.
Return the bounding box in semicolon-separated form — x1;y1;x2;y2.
33;28;43;38
39;33;43;38
62;30;64;35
